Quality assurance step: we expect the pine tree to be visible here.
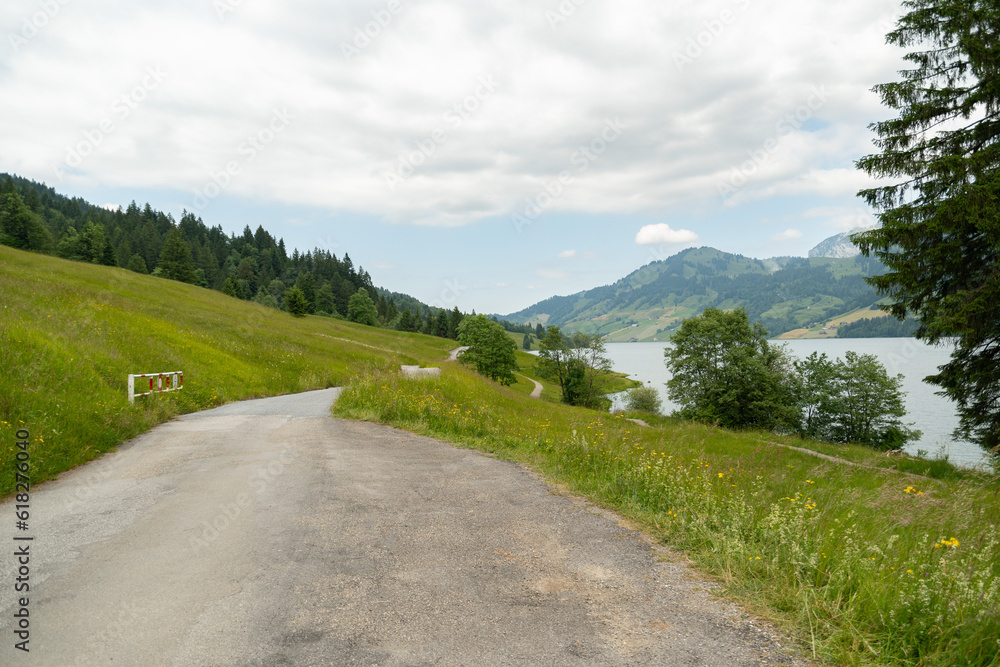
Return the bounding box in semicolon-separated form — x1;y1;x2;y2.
447;307;463;340
855;1;1000;455
296;271;317;314
397;309;414;331
222;276;244;299
157;227;198;283
126;254;148;274
284;286;309;317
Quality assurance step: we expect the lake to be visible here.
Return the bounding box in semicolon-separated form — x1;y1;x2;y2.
602;338;992;469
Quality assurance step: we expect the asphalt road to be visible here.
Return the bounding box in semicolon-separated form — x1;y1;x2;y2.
0;389;804;666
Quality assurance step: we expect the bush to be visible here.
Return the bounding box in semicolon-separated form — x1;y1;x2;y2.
624;386;662;414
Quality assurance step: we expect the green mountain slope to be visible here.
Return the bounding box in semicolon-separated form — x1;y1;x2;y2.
506;246;886;340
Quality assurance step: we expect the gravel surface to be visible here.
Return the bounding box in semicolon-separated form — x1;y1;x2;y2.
0;389;808;666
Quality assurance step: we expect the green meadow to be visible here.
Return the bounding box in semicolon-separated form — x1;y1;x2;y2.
2;245;998;665
0;245;453;492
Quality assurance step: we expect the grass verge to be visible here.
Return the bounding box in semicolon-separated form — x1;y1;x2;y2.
334;364;1000;666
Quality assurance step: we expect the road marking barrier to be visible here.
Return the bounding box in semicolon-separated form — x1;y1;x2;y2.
128;371;183;404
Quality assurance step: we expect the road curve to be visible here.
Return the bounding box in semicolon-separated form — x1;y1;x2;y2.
1;389;804;666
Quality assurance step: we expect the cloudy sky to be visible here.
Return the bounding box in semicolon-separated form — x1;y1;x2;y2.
1;0;906;314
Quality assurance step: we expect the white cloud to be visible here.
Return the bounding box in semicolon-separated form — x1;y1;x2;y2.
773;228;803;241
802;206;879;231
370;260;397;269
635;223;698;246
536;269;570;280
557;249;576;258
0;0;905;227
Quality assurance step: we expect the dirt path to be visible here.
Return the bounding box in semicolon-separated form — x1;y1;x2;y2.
517;372;544;398
0;390;806;666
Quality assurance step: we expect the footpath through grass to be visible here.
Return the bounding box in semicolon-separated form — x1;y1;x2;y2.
0;246;452;495
334;364;1000;667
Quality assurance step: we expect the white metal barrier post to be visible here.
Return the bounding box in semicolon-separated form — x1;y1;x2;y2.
128;371;184;403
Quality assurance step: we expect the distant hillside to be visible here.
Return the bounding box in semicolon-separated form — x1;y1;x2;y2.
506;246;885;340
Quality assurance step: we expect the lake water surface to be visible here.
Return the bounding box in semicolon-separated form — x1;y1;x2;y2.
603;338;992;469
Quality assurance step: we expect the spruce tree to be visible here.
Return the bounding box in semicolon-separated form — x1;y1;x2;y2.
855;1;1000;455
447;307;463;340
296;271;316;314
284;286;309;317
127;254;148;274
157;227;198;283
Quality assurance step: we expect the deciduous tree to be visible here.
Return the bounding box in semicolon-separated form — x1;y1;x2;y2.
537;326;614;408
793;351;919;449
457;314;518;386
664;308;799;431
347;287;379;326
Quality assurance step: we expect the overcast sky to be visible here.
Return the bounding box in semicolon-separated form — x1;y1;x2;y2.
1;0;906;314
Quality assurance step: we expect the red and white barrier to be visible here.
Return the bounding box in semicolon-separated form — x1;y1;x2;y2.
128;371;184;404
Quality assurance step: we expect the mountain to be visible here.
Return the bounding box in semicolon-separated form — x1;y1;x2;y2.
808;229;870;259
505;246;886;341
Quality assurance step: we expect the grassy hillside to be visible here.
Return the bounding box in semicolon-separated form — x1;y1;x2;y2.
507;247;887;339
778;306;893;340
0;245;457;495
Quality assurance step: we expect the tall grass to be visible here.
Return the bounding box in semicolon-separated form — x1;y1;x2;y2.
334;366;1000;666
0;246;452;494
